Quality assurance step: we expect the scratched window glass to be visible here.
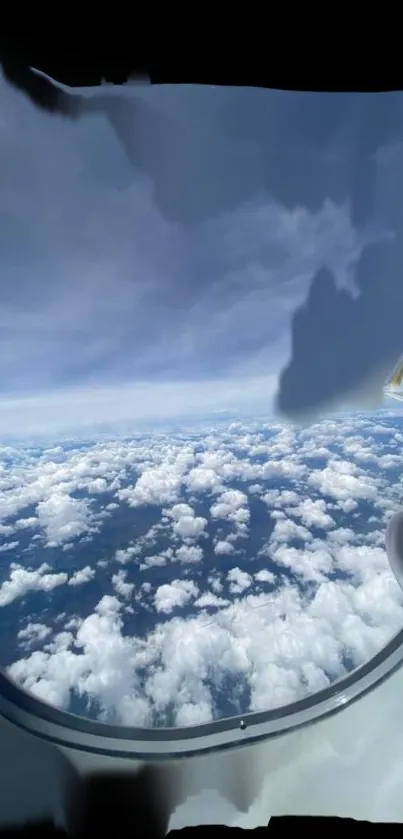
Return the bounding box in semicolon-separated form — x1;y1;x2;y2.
0;76;403;727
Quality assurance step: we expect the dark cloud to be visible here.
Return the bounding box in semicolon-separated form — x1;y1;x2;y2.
276;238;403;420
82;89;366;226
81;88;356;227
276;101;403;420
90;87;403;229
3;78;370;228
275;264;373;420
1;70;401;417
73;88;403;418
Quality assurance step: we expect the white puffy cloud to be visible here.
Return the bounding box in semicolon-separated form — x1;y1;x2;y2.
308;459;378;504
15;517;38;530
118;451;194;508
86;477;108;494
327;527;357;545
68;566;96;587
227;567;252;594
174;545;204;564
214;540;234;556
194;592;230;609
272;544;334;583
3;410;403;729
262;489;300;509
112;570;135;600
7;529;403;727
168;503;194;520
173;516;207;539
337;498;359;513
166;503;208;542
255;569;276;584
115;545;141;565
210;489;250;532
209;576;224;594
139;554;168;570
64;616;82;631
8;595;150;722
17;622;52;649
154;579;199;614
0;521;14;536
290;498;335;530
270;518;312;544
0;563;68;607
36;492;92;546
186;466;222;493
248;484;263;494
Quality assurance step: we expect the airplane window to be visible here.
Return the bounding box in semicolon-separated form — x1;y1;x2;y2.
0;74;403;731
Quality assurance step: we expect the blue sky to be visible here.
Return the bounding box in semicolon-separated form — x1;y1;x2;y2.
1;75;402;434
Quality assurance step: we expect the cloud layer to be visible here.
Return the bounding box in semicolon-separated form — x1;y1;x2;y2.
0;411;402;726
1;73;393;425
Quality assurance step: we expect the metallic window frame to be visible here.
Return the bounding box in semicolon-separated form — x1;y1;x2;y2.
1;627;403;760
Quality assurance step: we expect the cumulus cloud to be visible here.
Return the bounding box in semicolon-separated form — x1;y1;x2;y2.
154;579;199;614
271;544;334;583
15;517;38;530
210;490;250;534
290;498;336;530
308;460;377;505
118;458;189;508
2;411;403;729
262;489;300;509
139;554;169;571
255;569;276;584
269;518;312;544
166;503;208;542
0;563;68;607
227;567;252;595
17;622;52;649
111;570;135;600
68;566;96;587
194;592;230;609
115;545;141;565
174;545;204;565
0;525;14;537
214;540;234;556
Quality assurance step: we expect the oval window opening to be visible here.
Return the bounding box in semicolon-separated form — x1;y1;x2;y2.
0;79;403;732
